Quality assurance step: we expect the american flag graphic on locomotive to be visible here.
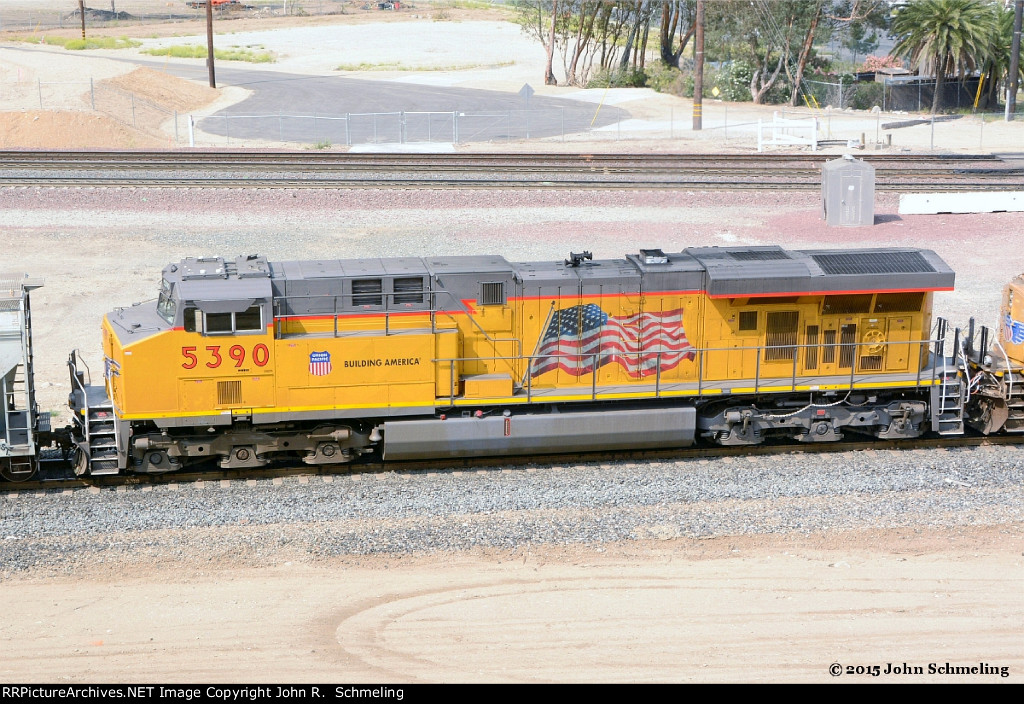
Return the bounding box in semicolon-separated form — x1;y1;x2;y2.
529;303;695;379
1005;314;1024;345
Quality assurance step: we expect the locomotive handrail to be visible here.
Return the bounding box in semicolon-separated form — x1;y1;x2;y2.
66;351;92;446
435;334;941;406
69;349;92;387
271;289;524;365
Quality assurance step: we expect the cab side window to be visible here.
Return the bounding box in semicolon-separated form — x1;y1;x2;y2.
205;313;233;333
235;306;263;331
183;305;263;335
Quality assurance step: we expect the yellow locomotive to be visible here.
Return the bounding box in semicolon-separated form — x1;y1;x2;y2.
964;273;1024;435
65;245;969;475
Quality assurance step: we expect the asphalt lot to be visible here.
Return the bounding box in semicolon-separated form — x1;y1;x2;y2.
129;57;629;145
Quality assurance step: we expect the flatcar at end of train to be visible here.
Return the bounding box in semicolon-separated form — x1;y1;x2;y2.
0;275;48;480
52;245;1020;477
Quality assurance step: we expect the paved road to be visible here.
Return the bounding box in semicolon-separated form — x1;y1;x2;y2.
153;60;630;146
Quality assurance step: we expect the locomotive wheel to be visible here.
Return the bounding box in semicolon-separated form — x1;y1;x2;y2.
976;397;1009;435
73;442;90;476
863;329;886;355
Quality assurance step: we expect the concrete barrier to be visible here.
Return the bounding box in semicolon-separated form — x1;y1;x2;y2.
899;192;1024;214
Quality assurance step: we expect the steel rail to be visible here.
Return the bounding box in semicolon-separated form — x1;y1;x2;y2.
0;151;1005;165
2;151;1019;189
0;165;1014;177
0;176;1018;191
5;432;1023;494
0;153;1016;176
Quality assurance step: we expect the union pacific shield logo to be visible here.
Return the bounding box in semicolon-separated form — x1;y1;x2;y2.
309;351;332;376
1006;314;1024;345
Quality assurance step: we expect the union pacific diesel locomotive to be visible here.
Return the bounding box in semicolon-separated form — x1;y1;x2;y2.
2;245;1024;479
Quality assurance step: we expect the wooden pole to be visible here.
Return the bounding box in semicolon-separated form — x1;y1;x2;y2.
692;0;704;131
1008;0;1022;120
78;0;85;39
206;1;216;88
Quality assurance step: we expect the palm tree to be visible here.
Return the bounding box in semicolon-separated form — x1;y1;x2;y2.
979;2;1024;109
891;0;997;113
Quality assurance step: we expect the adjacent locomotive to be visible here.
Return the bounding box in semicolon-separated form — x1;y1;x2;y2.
0;275;49;480
55;244;1019;477
964;272;1024;435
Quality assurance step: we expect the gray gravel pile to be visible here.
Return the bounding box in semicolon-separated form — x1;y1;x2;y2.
2;445;1022;574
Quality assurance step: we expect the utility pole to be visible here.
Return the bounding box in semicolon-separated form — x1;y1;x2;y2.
206;0;216;89
1008;0;1022;121
78;0;85;39
692;0;704;131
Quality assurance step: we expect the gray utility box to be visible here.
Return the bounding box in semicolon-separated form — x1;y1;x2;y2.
821;155;875;226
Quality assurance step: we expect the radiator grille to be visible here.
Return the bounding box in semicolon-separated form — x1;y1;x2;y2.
860;355;883;371
805;325;819;370
730;250;790;261
839;324;857;369
765;311;799;362
479;282;505;306
822;329;837;364
812;251;933;275
218;380;242;406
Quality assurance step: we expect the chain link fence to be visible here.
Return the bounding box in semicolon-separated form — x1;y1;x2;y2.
0;1;347;32
3;79;180;142
2;76;1016;152
803;78;986;113
194;108;588;146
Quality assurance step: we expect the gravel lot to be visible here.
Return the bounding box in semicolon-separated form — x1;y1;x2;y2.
4;446;1024;575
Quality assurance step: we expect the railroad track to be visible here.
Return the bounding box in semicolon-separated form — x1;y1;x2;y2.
2;177;1018;191
6;432;1022;494
0;151;1006;166
0;151;1021;191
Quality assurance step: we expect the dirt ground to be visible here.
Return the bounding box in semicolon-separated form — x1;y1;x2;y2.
4;527;1023;684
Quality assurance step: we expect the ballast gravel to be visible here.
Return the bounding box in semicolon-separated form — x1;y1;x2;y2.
2;445;1022;575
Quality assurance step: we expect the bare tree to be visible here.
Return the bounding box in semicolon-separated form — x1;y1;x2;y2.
545;1;559;85
659;0;696;68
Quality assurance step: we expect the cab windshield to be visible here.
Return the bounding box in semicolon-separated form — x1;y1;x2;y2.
157;285;177;325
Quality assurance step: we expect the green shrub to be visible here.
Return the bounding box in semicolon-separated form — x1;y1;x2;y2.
645;64;690;96
716;61;754;102
586;67;648;89
141;44;275;63
10;34;139;50
847;81;884;111
142;44;206;59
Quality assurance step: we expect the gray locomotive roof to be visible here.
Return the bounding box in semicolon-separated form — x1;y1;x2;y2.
270;257;431;280
167;255;272;303
684;246;954;297
161;246;955;304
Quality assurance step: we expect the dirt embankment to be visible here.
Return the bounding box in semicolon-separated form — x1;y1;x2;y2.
0;66;221;148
